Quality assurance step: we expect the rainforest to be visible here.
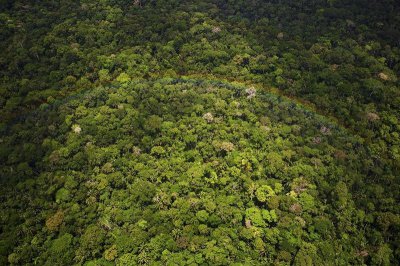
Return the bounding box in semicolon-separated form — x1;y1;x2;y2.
0;0;399;265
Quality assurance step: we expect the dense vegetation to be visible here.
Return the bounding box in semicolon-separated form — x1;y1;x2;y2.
0;0;399;265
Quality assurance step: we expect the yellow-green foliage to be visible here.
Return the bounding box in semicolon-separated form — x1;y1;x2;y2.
45;210;64;232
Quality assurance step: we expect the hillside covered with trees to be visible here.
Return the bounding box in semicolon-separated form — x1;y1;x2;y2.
0;0;399;265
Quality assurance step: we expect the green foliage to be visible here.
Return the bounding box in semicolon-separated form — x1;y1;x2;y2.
196;210;210;223
262;209;278;224
1;78;399;264
0;0;400;264
76;225;107;262
55;188;70;203
246;207;266;227
44;233;74;265
255;185;275;203
299;193;316;212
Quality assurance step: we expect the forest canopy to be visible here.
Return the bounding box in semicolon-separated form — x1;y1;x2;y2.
0;0;399;265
